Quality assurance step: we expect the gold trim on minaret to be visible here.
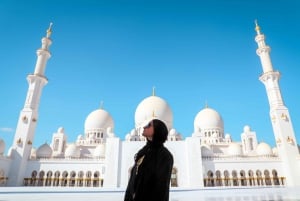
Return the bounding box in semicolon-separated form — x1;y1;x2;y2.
254;19;261;35
100;101;104;109
46;22;53;38
205;100;208;108
152;86;156;96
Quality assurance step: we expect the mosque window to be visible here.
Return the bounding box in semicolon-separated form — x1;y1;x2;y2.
272;169;280;185
61;171;68;187
77;171;84;187
86;171;92;187
256;170;263;186
264;169;272;185
215;170;222;186
93;171;100;187
204;170;214;187
171;167;178;187
248;170;255;186
53;171;60;186
224;170;230;186
45;171;52;186
0;169;5;186
30;171;37;186
232;170;238;186
53;139;59;151
240;170;247;186
37;171;45;186
69;171;76;187
249;138;254;150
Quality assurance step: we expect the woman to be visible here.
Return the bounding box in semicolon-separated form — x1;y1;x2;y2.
124;119;174;201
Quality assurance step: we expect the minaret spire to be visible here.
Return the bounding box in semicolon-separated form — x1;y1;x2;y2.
100;101;104;109
152;86;156;96
46;22;53;38
8;24;53;186
254;19;261;35
254;21;274;73
255;22;300;186
34;23;53;76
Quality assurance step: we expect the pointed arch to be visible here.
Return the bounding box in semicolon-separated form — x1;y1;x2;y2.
69;171;76;187
45;171;53;186
223;170;230;186
171;167;178;187
77;171;84;187
61;171;68;186
53;171;60;186
215;170;222;186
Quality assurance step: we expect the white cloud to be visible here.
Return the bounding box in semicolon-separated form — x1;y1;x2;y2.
0;127;14;133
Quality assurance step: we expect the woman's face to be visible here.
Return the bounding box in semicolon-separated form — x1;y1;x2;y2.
142;121;154;140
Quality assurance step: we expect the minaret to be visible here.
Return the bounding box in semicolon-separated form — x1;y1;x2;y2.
8;24;53;186
255;21;300;186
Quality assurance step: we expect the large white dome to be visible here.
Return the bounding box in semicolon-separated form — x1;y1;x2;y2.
84;108;114;132
227;142;243;156
194;107;224;132
135;95;173;130
65;143;80;158
36;143;52;158
256;142;272;156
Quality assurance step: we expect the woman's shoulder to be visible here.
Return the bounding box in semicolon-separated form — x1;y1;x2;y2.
159;146;173;160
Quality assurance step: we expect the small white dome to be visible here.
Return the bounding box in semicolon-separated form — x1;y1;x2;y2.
77;135;84;141
36;143;52;158
57;127;65;133
243;125;251;132
0;139;5;155
65;143;80;158
194;107;224;132
227;142;242;156
201;144;213;157
94;144;106;158
169;129;176;136
225;134;231;139
256;142;272;156
135;95;173;130
84;108;114;132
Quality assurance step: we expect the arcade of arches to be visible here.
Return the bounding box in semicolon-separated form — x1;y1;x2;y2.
23;170;104;187
203;169;286;187
0;167;286;187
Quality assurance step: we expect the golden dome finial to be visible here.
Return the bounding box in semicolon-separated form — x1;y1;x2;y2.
100;101;104;109
254;19;261;35
46;22;53;38
152;86;156;96
205;100;209;108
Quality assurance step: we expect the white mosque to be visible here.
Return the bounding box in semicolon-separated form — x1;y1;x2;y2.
0;22;299;189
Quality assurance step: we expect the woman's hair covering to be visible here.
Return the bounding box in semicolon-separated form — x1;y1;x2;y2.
152;119;168;144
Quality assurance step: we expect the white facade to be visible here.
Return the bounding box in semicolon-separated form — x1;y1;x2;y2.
0;22;300;189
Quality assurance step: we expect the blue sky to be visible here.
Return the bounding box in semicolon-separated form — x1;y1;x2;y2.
0;0;300;153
